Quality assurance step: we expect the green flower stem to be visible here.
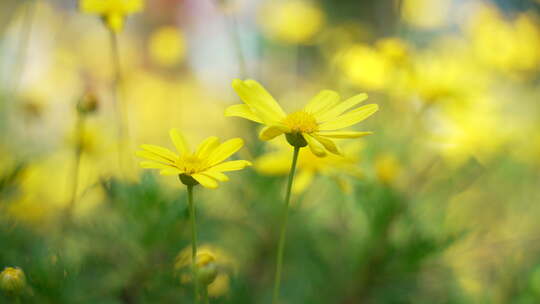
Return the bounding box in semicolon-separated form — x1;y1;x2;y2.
272;145;301;304
108;29;130;173
202;286;209;304
187;185;200;304
65;112;86;221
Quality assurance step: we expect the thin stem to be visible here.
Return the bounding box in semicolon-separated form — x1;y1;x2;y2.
65;112;85;221
187;185;200;303
272;146;301;304
108;29;130;173
202;286;209;304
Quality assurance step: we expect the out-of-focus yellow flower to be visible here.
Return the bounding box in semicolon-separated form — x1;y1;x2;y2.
466;4;540;73
226;79;378;157
337;44;391;91
66;119;114;157
376;38;410;63
136;129;251;189
0;267;26;293
148;26;186;68
80;0;143;32
175;245;235;298
406;40;487;106
332;38;411;93
401;0;451;29
6;149;108;226
258;0;325;44
375;154;401;184
255;139;362;193
430;98;508;164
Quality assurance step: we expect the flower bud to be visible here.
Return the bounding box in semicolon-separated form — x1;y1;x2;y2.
0;267;26;293
375;154;401;184
77;92;99;115
196;253;218;286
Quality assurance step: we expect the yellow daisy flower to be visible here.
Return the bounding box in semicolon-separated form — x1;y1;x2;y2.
225;79;379;157
80;0;143;32
136;129;252;189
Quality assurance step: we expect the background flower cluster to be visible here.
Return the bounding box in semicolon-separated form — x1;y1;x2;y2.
1;0;540;303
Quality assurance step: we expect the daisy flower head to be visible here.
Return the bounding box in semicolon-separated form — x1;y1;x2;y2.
136;129;252;189
225;79;378;157
80;0;143;32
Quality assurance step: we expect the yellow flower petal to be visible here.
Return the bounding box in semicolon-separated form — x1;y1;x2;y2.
259;125;289;141
207;138;244;166
232;79;286;123
312;135;341;155
243;79;286;117
319;104;378;131
192;173;219;189
304;90;340;115
140;144;178;162
304;134;326;157
169;128;190;155
203;170;229;182
210;160;252;172
315;93;369;122
139;161;177;170
316;131;373;138
224;104;263;123
196;136;220;159
160;168;183;176
136;150;171;164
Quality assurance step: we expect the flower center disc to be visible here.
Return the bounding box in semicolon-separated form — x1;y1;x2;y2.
283;110;318;133
177;155;205;175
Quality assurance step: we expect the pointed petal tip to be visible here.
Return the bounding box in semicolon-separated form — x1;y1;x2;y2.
223;105;236;117
313;150;327;157
231;79;244;88
231;137;244;147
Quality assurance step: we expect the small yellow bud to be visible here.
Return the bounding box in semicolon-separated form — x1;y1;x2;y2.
0;267;26;293
196;253;218;286
375;154;401;184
